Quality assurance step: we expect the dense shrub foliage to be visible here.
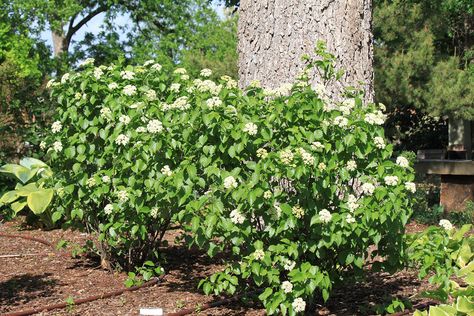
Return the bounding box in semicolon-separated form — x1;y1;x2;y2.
44;48;415;314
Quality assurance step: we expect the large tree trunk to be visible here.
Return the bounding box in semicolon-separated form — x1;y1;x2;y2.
238;0;374;102
52;30;68;57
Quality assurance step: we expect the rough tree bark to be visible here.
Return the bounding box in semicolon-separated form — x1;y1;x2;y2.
238;0;374;102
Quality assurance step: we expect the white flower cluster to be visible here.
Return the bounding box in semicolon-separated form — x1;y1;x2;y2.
147;119;163;133
163;96;190;111
53;141;63;152
263;191;272;199
334;116;348;127
374;137;386;149
346;214;356;224
347;194;359;212
292;205;305;219
221;75;237;89
396;156;410;168
123;85;137;96
174;68;187;75
339;98;356;115
283;259;296;271
311;141;324;152
108;82;118;90
100;107;112;120
243;122;258;135
281;281;293;293
51;121;62;133
256;148;268;158
405;182;416;193
161;165;173;176
79;58;95;67
130;102;144;109
346;160;357;171
318;162;327;171
193;79;222;95
120;70;135;80
230;209;245;224
143;60;155;67
119;115;131;125
170;83;181;92
115;134;130;146
365;111;386;125
249;80;261;88
273;202;282;218
253;249;265;260
145;89;157;101
264;83;293;97
61;73;70;84
93;67;103;79
384;175;399;186
136;127;147;133
117;190;128;203
200;68;212;77
439;219;453;231
319;209;332;223
39;141;46;150
280;149;294;165
151;63;162;71
206;97;222;109
297;148;314;165
102;175;111;183
86;177;96;187
292;298;306;313
104;204;113;215
223;176;238;189
361;182;375;195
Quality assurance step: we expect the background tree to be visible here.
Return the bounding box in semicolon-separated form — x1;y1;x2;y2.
237;0;374;101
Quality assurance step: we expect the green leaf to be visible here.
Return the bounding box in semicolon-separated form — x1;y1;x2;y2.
27;189;54;214
11;201;27;213
0;164;35;183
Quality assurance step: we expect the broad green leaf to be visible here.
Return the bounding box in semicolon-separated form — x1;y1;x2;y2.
27;188;54;214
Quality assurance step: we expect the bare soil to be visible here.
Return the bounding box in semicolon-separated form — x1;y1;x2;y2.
0;218;435;315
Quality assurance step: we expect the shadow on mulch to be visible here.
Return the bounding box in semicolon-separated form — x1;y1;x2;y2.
0;273;59;308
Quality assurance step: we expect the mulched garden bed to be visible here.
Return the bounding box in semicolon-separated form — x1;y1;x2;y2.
0;218;435;315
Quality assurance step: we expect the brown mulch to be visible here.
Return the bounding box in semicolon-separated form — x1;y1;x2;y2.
0;219;436;315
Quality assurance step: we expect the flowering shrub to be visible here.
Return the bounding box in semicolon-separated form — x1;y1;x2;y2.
44;44;415;314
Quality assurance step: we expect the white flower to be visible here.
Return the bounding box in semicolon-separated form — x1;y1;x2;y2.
292;205;305;219
53;141;63;152
117;190;128;203
46;79;55;88
147;119;163;133
249;80;261;88
136;126;147;133
253;249;265;260
361;183;375;195
74;92;82;100
396;156;410;168
342;98;355;109
143;60;155;67
100;107;112;119
346;160;357;171
119;115;131;125
130;102;144;109
51;121;62;133
347;194;359;212
60;73;70;84
281;281;293;294
166;96;190;111
120;70;135;80
93;67;103;79
181;74;189;80
115;134;130;146
102;175;111;183
194;79;221;95
145;89;157;101
439;219;453;231
318;162;327;171
206;97;222;109
161;165;173;177
311;141;325;152
346;214;356;224
314;84;327;96
319;209;332;223
263;191;272;199
104;204;114;215
123;85;137;96
243;122;258;135
223;176;238;189
405;182;416;193
79;58;95;67
256;148;268;159
170;83;181;92
334;116;348;127
230;209;245;224
108;82;118;90
365;111;386;125
292;298;306;313
374;137;386;149
280;149;294;165
86;178;96;187
283;259;296;271
274;202;282;218
301;151;314;165
174;68;187;74
39;141;47;150
384;175;399;186
225;78;237;89
200;68;212;77
151;63;162;71
150;207;159;219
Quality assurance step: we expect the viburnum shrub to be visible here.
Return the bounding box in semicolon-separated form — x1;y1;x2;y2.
43;42;415;314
